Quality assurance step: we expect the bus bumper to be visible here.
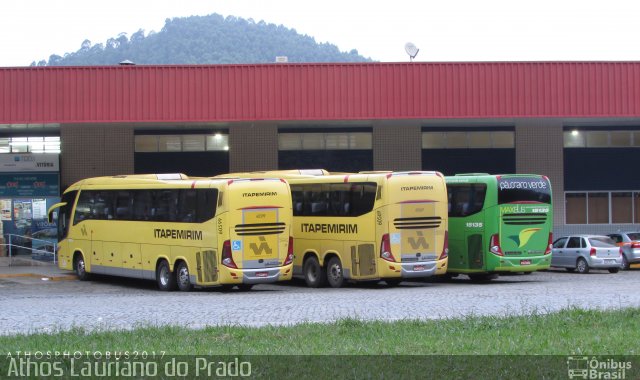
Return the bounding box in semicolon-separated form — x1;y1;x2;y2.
218;264;293;284
494;255;552;272
379;259;445;279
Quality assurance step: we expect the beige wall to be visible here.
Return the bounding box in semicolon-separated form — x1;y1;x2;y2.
515;118;564;226
229;123;278;172
60;124;134;188
373;122;422;171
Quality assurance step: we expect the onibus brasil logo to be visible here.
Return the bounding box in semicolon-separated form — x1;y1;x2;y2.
567;356;631;379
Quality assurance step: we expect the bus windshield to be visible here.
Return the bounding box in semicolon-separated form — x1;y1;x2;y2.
497;176;551;204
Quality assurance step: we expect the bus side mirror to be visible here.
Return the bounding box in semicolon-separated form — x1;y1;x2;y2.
47;202;66;224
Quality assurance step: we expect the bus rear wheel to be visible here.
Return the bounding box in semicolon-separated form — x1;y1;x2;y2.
176;261;192;292
384;279;402;287
237;284;254;291
468;273;497;282
74;253;90;281
303;256;326;288
156;260;177;291
326;257;345;288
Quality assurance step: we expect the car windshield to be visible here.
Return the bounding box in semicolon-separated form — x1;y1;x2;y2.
627;233;640;241
589;237;616;248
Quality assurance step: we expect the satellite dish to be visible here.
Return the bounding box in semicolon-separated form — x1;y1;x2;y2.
404;42;419;61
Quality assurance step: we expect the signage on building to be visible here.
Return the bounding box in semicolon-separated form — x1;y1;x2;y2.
0;154;59;172
0;173;59;197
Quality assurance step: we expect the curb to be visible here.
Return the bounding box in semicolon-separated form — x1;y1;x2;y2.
0;273;78;281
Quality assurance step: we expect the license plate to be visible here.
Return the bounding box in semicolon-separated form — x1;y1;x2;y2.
604;259;616;264
255;271;268;278
413;265;425;271
520;260;531;265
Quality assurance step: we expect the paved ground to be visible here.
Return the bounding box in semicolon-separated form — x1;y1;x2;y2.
1;267;639;335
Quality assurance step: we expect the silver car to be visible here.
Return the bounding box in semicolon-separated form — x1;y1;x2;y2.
607;232;640;270
551;235;622;274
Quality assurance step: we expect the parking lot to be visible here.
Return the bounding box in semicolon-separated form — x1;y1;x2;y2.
1;268;639;336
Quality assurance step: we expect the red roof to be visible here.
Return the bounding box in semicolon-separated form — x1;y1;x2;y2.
1;62;639;124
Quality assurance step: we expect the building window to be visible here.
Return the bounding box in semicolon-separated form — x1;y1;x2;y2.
0;136;60;153
566;193;587;224
278;132;372;150
611;192;633;223
566;191;640;224
422;131;515;149
135;134;229;152
564;129;640;148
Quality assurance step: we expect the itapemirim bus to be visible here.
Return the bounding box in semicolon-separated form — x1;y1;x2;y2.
445;174;553;280
47;174;294;291
218;170;448;288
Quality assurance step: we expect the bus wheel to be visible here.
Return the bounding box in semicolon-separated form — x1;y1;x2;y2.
74;253;90;281
384;279;402;287
326;257;344;288
176;261;192;292
303;256;327;288
156;260;177;291
238;284;254;291
468;273;497;282
576;258;590;274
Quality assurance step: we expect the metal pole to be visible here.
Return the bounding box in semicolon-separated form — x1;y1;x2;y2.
8;234;11;266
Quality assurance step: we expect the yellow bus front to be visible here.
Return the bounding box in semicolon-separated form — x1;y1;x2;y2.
216;178;294;285
376;172;449;279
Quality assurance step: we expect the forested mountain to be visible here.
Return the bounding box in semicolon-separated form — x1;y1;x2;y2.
32;13;371;66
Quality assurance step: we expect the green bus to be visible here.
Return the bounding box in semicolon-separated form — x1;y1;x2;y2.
445;174;553;280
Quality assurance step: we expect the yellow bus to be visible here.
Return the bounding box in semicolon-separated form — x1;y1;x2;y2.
217;170;448;287
47;174;294;291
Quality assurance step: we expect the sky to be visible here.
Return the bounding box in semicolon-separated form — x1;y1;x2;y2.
1;0;640;67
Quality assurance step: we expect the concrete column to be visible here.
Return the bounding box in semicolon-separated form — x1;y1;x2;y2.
372;122;422;171
515;118;564;227
60;124;134;188
229;123;278;172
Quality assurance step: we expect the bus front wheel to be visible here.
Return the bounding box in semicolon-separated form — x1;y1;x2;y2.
326;257;345;288
176;261;192;292
303;256;326;288
156;260;177;291
74;253;90;281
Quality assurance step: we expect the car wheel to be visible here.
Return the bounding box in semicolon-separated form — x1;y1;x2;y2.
156;260;177;291
74;253;91;281
576;258;589;274
176;261;192;292
608;267;620;274
326;256;345;288
303;256;326;288
621;254;630;270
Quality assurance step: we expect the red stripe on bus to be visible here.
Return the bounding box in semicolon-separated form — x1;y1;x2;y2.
238;206;283;210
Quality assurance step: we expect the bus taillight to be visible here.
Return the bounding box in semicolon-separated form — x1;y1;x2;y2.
284;236;294;266
489;233;503;256
221;240;238;269
380;233;397;262
544;232;553;255
439;230;449;260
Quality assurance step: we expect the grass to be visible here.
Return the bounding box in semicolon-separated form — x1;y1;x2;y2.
2;307;639;355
